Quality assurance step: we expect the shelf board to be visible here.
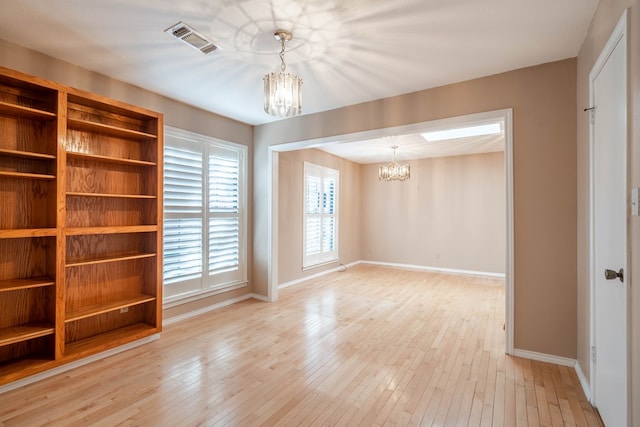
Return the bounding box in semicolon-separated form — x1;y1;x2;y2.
67;118;157;140
0;322;55;347
64;322;158;359
66;151;156;166
65;295;157;323
0;100;56;120
66;251;156;268
65;225;157;236
0;356;55;386
0;276;55;292
0;148;56;160
0;228;57;239
66;192;157;199
0;170;55;180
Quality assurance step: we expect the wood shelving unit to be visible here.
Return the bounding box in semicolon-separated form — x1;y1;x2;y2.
0;65;163;386
66;295;157;322
0;323;55;347
0;277;55;292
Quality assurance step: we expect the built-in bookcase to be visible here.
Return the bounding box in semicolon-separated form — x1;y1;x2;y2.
0;66;162;385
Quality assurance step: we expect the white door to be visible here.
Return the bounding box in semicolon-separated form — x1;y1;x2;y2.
590;12;627;427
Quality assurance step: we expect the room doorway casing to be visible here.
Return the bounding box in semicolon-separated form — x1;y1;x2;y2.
267;108;515;354
588;10;628;426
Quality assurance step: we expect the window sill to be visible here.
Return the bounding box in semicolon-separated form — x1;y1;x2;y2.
302;259;339;272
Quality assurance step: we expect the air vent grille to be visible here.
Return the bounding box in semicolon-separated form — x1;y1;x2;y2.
165;21;219;55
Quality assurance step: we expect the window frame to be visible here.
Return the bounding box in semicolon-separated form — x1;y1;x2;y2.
303;161;339;269
163;126;248;306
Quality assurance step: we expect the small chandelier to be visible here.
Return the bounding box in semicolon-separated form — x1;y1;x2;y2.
263;29;303;118
378;145;410;181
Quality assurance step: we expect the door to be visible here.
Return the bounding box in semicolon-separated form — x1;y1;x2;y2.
590;12;627;427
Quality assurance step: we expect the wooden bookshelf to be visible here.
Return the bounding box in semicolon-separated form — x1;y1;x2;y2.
0;65;163;386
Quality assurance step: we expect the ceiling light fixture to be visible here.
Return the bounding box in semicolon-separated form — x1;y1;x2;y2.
378;144;410;182
421;123;501;142
263;29;302;118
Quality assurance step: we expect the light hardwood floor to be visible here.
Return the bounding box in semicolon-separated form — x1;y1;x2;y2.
0;265;601;426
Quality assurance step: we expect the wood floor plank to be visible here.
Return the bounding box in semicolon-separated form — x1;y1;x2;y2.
0;265;601;426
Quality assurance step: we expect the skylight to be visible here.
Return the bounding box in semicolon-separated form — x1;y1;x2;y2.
421;123;502;142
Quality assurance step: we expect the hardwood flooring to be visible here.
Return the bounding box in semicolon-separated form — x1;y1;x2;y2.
0;264;601;426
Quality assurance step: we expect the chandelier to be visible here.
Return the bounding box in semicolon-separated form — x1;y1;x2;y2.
263;29;303;118
378;144;410;181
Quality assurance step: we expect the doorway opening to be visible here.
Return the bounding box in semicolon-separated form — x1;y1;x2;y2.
267;108;514;354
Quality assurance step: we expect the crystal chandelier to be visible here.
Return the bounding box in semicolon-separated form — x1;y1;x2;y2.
263;29;302;118
378;145;410;181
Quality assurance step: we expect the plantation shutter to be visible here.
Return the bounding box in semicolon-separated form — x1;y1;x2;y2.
163;127;247;302
208;147;242;283
303;162;339;268
163;142;204;289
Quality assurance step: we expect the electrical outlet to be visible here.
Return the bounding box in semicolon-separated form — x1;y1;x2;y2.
120;307;129;314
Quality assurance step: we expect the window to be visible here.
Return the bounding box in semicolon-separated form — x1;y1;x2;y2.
303;162;339;268
163;127;247;302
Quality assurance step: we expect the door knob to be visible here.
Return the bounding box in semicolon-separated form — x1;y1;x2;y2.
604;268;624;282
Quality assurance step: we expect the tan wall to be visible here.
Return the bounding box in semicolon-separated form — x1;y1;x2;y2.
277;149;503;285
0;39;255;321
576;0;640;421
255;58;577;358
278;149;362;284
361;152;505;274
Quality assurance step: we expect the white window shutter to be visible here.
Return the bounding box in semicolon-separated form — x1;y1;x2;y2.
303;162;339;268
163;127;247;301
163;145;204;285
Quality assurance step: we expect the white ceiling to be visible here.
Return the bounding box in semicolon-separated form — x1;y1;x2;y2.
0;0;598;130
318;132;505;164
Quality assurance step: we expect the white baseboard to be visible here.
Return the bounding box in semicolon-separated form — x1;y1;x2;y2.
512;348;576;367
360;260;506;279
250;293;271;302
574;360;592;403
514;349;593;403
277;260;503;290
163;294;252;326
278;261;361;289
0;334;160;395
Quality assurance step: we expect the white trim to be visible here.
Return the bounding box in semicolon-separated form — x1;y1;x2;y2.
504;109;515;356
163;282;248;308
512;348;576;368
268;149;279;302
267;109;514;356
250;293;271;302
0;335;159;395
360;260;505;279
162;294;252;326
278;259;503;290
575;361;593;403
588;9;628;408
279;261;359;289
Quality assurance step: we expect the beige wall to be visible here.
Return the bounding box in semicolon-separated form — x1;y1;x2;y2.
255;58;577;358
277;149;503;285
278;149;362;284
576;0;640;422
361;152;505;274
0;39;255;321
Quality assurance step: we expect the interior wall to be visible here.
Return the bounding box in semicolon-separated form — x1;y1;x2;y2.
0;39;255;321
277;148;362;284
255;58;577;359
361;152;505;274
576;0;640;421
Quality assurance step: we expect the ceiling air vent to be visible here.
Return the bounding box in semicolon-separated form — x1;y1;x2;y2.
165;21;219;55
